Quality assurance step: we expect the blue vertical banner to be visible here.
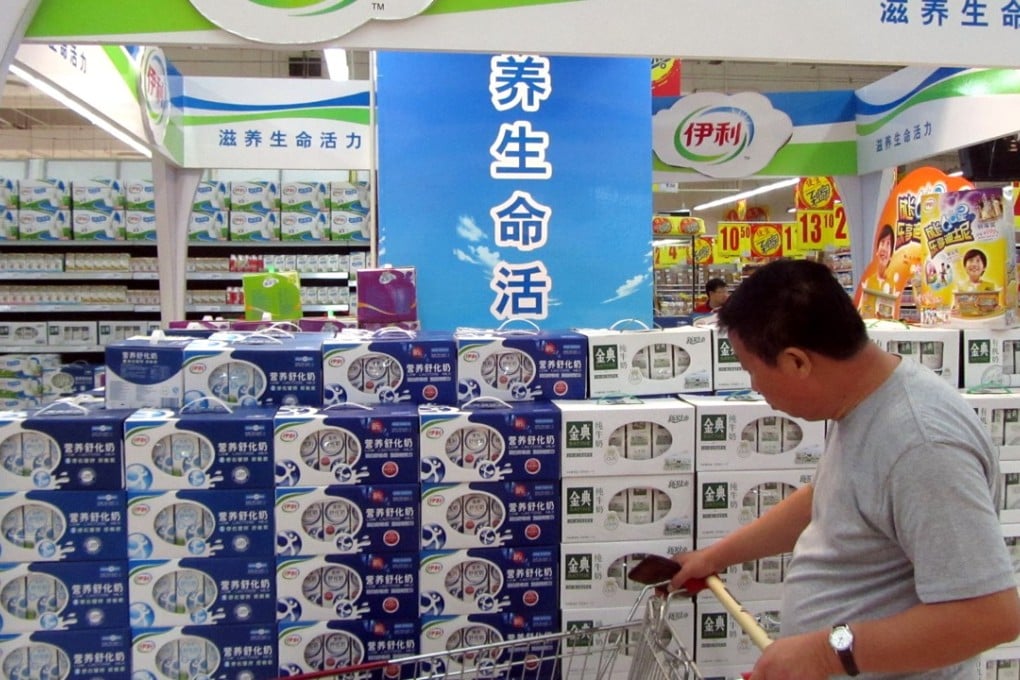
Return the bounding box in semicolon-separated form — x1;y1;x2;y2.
377;52;652;329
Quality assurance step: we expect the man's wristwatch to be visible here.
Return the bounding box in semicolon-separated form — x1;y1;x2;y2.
829;623;860;676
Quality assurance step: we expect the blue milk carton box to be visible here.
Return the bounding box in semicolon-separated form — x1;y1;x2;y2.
276;552;418;623
181;334;325;408
420;481;561;550
126;489;274;560
0;402;133;490
455;329;588;402
105;334;195;409
0;491;126;562
277;618;418;677
132;623;277;680
124;406;276;491
419;401;561;483
0;628;131;680
127;557;276;628
273;404;420;487
419;611;559;680
275;485;419;557
0;561;128;632
419;546;558;616
322;330;458;406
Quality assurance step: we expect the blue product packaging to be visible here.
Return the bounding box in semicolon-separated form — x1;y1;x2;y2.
277;618;419;677
0;490;125;562
104;335;195;409
0;628;131;680
126;489;274;559
455;328;588;402
128;557;276;628
0;561;128;632
275;485;419;557
420;481;561;550
419;545;559;616
276;552;418;622
131;623;277;679
273;404;420;487
124;406;276;490
0;402;133;490
418;400;561;483
321;330;458;406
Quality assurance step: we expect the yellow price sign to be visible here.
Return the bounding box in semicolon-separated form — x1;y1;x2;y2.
831;205;850;248
693;236;714;265
716;222;751;259
783;223;808;258
652;241;689;269
795;210;833;250
750;224;783;258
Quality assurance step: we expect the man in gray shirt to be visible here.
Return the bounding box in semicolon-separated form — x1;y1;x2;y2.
670;259;1020;679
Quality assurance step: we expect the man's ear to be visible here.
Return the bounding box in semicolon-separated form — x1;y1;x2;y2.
778;347;812;376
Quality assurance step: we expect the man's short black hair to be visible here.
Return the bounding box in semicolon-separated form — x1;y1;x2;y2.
705;277;727;295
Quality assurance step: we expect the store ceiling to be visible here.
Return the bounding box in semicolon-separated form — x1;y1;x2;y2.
0;50;961;208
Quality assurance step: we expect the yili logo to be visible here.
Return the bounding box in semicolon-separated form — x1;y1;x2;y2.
675;105;754;166
138;47;170;146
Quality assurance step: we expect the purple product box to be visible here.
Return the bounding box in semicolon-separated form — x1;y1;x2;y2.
273;404;420;487
419;401;561;483
0;404;134;490
356;267;417;325
419;611;560;680
131;623;277;679
124;406;276;490
321;330;457;406
126;489;274;559
0;561;128;632
278;618;419;678
455;329;588;402
420;545;559;616
0;628;131;680
128;557;277;627
275;485;419;556
0;490;125;562
420;481;561;550
276;552;418;622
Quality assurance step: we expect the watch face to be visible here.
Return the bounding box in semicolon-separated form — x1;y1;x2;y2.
830;626;853;651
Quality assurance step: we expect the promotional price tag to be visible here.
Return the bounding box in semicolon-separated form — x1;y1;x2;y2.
831;205;850;248
693;236;715;265
783;223;808;258
653;241;689;269
716;222;751;259
749;223;784;259
795;210;832;250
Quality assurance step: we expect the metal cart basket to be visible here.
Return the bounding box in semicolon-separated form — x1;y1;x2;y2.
278;575;771;680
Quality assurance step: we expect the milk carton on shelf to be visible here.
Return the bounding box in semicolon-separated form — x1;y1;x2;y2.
559;538;692;609
561;474;694;544
962;328;1020;388
230;181;279;214
277;618;415;676
19;179;69;212
132;623;277;679
281;181;328;214
864;320;960;386
71;179;123;212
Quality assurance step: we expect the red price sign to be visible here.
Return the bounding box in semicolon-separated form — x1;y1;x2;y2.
716;222;751;259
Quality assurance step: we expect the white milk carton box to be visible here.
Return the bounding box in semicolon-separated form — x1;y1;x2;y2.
961;390;1020;461
47;321;98;346
696;468;815;540
230;181;279;213
18;179;69;211
864;321;960;387
712;327;751;392
0;208;17;240
281;210;329;241
0;322;47;346
125;210;157;241
124;180;155;212
229;210;280;241
559;538;692;609
577;325;713;396
0;178;16;210
71;209;125;240
561;474;694;543
556;397;695;477
18;209;70;240
71;179;123;212
696;537;789;603
979;644;1020;680
187;209;228;242
683;394;825;471
281;182;328;214
1001;523;1020;589
999;460;1020;523
329;210;370;242
695;596;782;667
962;328;1020;388
193;180;229;213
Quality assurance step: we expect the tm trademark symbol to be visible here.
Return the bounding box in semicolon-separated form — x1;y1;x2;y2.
373;1;385;9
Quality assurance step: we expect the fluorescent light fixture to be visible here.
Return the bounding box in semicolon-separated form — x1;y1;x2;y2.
323;48;349;81
948;169;965;177
9;64;152;158
693;177;799;211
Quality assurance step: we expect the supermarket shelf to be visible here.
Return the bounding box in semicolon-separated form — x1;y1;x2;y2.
186;241;370;249
186;304;352;313
0;240;156;248
0;304;147;312
3;345;106;353
0;272;158;280
186;272;351;282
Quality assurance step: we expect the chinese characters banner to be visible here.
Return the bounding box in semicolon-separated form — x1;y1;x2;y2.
376;52;652;329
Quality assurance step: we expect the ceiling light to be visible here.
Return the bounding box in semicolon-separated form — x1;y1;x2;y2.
948;169;964;177
692;177;799;211
9;64;151;158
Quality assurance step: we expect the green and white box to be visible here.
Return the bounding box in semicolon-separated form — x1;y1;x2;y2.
696;537;789;603
963;328;1020;389
125;180;155;212
18;209;70;240
712;327;751;392
979;644;1020;680
961;390;1020;461
0;209;16;240
281;182;328;213
230;181;278;213
71;209;125;240
696;468;815;540
577;325;712;396
696;596;782;667
187;210;228;242
865;321;960;387
683;394;824;471
999;460;1020;524
559;538;692;609
126;211;157;241
0;179;16;210
18;179;69;211
555;397;695;477
562;473;694;543
229;211;280;241
71;179;123;211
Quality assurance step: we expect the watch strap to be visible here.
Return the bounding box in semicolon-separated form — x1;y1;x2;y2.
831;623;860;677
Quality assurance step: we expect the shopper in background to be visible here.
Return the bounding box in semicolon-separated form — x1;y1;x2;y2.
692;277;729;315
670;259;1020;680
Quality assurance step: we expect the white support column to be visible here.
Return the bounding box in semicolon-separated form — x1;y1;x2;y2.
151;155;202;324
0;0;41;101
834;169;897;287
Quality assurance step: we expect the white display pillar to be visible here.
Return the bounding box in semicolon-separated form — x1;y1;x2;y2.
835;169;897;287
0;1;40;97
151;155;201;323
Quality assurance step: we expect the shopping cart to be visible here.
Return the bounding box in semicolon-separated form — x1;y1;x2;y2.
276;572;771;680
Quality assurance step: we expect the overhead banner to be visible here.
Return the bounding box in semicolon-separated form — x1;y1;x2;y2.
376;52;651;329
21;0;1020;69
